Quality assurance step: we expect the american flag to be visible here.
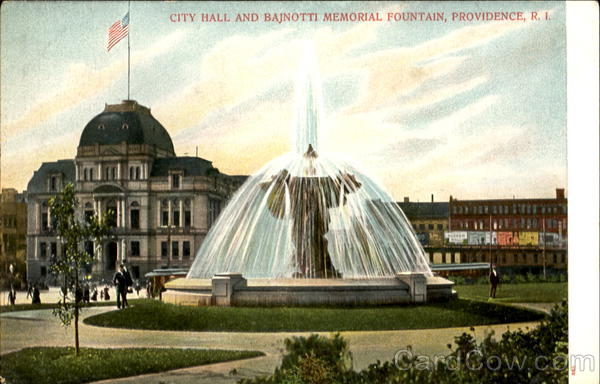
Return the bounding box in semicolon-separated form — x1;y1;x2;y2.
107;12;129;51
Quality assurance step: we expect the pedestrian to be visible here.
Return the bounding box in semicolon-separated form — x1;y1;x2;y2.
91;287;98;301
26;282;33;299
32;285;41;304
8;288;16;305
113;264;128;309
135;280;141;296
83;285;90;304
489;263;500;298
103;286;110;301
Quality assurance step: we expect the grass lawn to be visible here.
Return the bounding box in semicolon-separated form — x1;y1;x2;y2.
84;299;544;332
0;299;145;313
455;282;567;303
0;347;264;384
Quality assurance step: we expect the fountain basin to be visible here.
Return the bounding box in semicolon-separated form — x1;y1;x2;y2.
163;272;455;306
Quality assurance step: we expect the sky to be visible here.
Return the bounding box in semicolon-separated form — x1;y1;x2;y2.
1;1;567;201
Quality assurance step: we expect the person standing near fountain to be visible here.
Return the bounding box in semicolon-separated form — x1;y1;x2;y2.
113;264;129;309
489;263;500;298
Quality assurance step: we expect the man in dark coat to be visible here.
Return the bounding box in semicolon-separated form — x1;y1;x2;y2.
113;264;128;309
489;263;500;298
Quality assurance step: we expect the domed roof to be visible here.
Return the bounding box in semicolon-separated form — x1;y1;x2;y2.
79;100;175;155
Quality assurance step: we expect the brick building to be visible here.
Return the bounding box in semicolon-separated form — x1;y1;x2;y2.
0;188;28;284
398;188;567;272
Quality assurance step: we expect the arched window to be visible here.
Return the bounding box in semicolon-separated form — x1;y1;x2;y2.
130;201;140;229
136;166;140;180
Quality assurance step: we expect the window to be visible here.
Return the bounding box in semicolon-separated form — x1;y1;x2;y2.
183;241;191;259
428;224;434;230
162;210;169;226
105;167;110;180
130;209;140;229
40;266;47;277
106;205;117;227
131;241;140;257
173;209;180;227
84;168;89;181
172;241;179;258
418;224;425;230
136;166;140;180
208;199;221;228
85;210;94;223
111;167;117;180
184;210;191;228
89;168;94;180
84;241;94;257
130;167;135;180
437;224;443;230
161;242;168;258
172;174;181;189
41;211;49;230
50;242;57;258
40;242;47;259
50;176;57;191
553;254;557;264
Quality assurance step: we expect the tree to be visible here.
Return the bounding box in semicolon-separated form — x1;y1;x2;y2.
49;183;110;356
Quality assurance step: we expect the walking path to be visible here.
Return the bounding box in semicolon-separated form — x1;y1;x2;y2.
0;302;548;384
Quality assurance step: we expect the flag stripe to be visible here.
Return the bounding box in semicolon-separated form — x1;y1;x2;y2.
107;13;129;51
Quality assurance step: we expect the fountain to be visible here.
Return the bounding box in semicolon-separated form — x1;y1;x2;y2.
163;45;454;306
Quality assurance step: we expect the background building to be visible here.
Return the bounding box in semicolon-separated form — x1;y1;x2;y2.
0;188;27;287
26;100;246;283
398;188;567;274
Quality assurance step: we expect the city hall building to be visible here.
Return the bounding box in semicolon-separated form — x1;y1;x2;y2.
26;100;246;282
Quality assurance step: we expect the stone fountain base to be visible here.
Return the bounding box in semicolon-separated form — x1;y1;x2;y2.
162;272;455;307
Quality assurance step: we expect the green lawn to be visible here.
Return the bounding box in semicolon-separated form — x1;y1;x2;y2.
0;299;145;313
84;299;544;332
455;282;567;303
0;347;264;384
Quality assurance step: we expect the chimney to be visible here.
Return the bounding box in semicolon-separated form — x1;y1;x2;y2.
403;197;409;203
431;194;434;203
556;188;565;199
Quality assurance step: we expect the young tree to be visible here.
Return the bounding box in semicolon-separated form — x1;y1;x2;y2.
49;183;110;356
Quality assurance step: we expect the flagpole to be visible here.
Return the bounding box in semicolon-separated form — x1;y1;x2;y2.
127;0;131;100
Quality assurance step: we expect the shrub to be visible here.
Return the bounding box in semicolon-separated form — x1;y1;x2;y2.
526;272;538;283
514;274;528;284
241;302;568;384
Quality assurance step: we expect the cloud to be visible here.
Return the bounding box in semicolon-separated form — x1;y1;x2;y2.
1;30;187;144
